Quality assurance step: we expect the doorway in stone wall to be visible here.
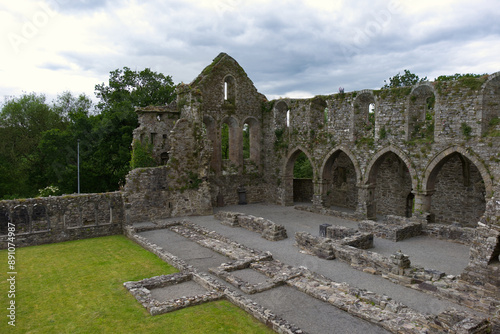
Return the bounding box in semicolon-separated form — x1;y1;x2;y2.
283;149;314;206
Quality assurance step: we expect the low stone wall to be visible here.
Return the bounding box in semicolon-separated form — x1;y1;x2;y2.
358;216;422;242
125;223;305;334
0;192;124;249
295;232;336;259
294;204;361;221
325;225;374;249
294;231;500;317
423;223;476;245
124;272;223;316
215;211;287;241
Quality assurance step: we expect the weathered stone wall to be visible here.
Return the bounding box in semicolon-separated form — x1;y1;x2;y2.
133;105;180;165
0;192;124;249
292;178;313;203
431;154;486;226
373;152;412;217
328;151;358;209
123;166;212;224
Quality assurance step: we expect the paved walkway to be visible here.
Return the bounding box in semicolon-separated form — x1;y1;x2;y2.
137;204;480;333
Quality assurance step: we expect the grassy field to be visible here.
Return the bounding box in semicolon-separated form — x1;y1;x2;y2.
0;236;274;333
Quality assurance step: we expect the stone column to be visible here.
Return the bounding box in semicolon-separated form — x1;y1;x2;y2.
413;190;434;223
356;183;376;220
283;176;294;206
313;179;327;208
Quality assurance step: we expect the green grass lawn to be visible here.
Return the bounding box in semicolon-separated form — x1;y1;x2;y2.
0;236;274;333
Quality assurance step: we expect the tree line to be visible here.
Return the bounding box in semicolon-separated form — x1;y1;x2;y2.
0;68;176;199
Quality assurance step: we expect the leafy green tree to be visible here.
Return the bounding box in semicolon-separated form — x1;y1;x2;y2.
130;139;156;169
293;152;313;179
0;93;65;198
95;67;176;112
382;69;427;89
94;67;177;187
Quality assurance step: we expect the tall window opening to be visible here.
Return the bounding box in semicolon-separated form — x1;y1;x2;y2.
224;76;235;103
221;123;229;160
243;123;250;159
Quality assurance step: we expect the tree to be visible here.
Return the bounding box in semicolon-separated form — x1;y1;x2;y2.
93;67;177;189
95;67;176;112
293;152;313;179
382;69;427;89
0;93;65;198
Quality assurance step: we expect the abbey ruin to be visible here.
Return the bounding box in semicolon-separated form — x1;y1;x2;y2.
1;53;499;332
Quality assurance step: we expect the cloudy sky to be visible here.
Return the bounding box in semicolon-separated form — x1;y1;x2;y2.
1;0;500;103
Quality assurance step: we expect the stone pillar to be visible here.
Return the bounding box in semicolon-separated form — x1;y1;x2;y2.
356;184;376;220
413;190;435;223
312;179;326;208
283;176;294;206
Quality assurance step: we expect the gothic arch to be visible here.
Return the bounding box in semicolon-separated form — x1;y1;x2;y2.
365;146;417;217
242;116;261;165
203;115;219;173
223;74;236;104
320;146;361;209
352;90;376;142
423;146;491;226
406;83;436;142
221;116;241;168
283;147;316;205
321;146;361;184
274;100;289;129
365;146;418;190
423;146;492;196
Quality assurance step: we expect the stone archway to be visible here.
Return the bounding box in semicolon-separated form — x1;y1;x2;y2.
423;147;491;226
365;147;416;219
320;147;361;210
283;147;315;206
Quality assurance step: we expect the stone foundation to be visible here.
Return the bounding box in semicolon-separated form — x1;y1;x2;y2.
358;216;422;242
215;211;287;241
422;223;476;245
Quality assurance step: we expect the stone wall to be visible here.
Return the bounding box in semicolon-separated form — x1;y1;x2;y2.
431;154;486;226
328;151;358;209
292;178;313;203
0;192;124;249
358;216;422;242
215;211;287;241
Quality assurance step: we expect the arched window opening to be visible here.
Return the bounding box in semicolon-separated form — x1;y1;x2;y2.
286;110;290;127
220;117;240;170
221;123;229;160
408;86;435;141
242;117;261;166
352;92;375;141
292;151;313;204
203;115;219;173
243;123;250;159
224;76;235;104
368;103;375;129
